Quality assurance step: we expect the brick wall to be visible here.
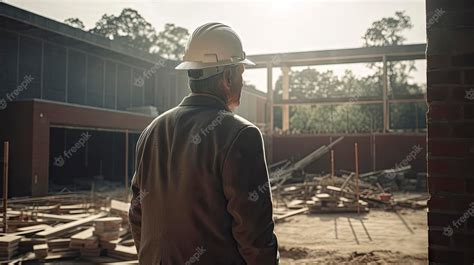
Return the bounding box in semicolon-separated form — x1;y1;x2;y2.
427;0;474;264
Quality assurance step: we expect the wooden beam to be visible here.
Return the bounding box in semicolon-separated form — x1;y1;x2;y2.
36;213;106;239
281;66;290;132
382;55;389;133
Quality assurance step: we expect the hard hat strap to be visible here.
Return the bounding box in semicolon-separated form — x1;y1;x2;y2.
188;64;238;81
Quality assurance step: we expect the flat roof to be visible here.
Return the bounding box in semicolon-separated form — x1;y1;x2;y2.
0;2;176;67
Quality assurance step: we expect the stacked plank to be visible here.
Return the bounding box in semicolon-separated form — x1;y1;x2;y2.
107;245;138;261
307;186;369;213
33;243;48;258
70;227;101;257
94;217;122;242
0;235;21;259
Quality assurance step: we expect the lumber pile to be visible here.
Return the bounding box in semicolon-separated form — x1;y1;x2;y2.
94;217;122;242
0;235;21;259
271;168;428;221
0;193;138;263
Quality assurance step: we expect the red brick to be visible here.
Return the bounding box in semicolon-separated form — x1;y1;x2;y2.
467;215;474;229
428;195;474;212
428;229;451;247
426;0;474;13
452;233;474;249
428;29;474;55
427;87;450;102
429;247;465;264
428;104;462;121
428;177;466;193
465;178;474;193
427;55;452;70
429;158;474;178
428;70;461;85
465;105;474;120
464;70;474;85
451;87;474;102
435;11;474;29
428;123;452;138
428;212;464;228
428;140;470;157
453;54;474;67
451;123;474;138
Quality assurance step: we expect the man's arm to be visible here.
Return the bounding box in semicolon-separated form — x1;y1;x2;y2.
222;126;279;265
128;127;149;253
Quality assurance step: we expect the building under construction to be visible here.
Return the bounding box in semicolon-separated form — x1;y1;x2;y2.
1;1;472;263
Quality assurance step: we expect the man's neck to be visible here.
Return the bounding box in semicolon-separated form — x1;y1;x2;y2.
191;92;230;111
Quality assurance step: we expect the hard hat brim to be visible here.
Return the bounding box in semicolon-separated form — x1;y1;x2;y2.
175;58;255;70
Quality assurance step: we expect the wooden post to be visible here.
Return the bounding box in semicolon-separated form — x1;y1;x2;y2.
3;141;9;233
382;55;389;133
355;143;360;214
124;130;129;201
330;150;335;185
266;63;274;163
281;66;290;132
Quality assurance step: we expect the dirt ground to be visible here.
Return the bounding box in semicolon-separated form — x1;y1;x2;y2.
276;209;427;264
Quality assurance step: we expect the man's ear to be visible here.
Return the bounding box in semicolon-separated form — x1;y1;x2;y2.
223;68;233;87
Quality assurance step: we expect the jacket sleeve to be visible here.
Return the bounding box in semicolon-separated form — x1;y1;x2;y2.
128;127;148;253
222;126;279;265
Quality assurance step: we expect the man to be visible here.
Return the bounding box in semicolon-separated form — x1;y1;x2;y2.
129;23;279;265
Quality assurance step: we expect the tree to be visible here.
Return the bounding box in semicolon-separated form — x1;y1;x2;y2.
71;8;189;59
89;8;158;52
64;18;85;30
363;11;426;129
156;23;189;60
273;11;424;133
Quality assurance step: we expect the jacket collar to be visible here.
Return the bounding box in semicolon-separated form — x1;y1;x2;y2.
179;93;230;111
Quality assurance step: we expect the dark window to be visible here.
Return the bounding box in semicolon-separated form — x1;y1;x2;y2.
117;64;131;110
86;55;104;107
67;50;86;104
0;30;18;97
144;69;155;106
18;36;41;99
43;43;66;102
131;68;144;107
104;61;116;109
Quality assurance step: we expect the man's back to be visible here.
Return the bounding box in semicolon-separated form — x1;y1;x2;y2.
129;94;279;265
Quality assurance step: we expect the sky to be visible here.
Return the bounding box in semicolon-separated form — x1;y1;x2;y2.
4;0;427;91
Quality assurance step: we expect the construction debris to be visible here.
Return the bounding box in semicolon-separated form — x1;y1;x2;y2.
0;192;137;263
0;235;21;259
0;139;428;263
268;139;427;221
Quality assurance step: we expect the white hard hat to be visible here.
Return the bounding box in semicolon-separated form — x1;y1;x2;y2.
175;23;255;76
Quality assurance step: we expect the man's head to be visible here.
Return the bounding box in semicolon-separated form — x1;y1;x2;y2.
188;64;244;110
175;23;254;110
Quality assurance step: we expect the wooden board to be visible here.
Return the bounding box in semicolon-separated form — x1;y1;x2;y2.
36;213;106;239
110;200;130;215
274;207;309;222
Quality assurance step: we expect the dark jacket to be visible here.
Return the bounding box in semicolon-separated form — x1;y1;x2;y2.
129;93;279;265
